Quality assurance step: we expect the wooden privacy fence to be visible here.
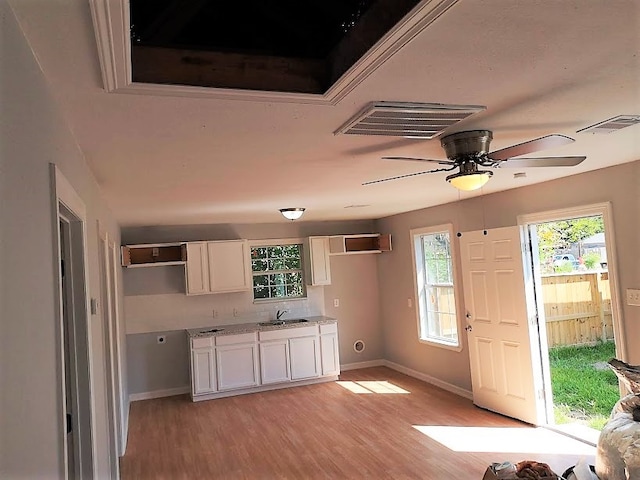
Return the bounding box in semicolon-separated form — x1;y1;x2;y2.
541;271;613;347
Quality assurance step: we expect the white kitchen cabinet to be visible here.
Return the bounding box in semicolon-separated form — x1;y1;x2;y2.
305;236;331;286
320;323;340;376
191;337;216;395
259;340;290;384
186;242;210;294
216;333;259;391
207;240;252;293
289;336;320;380
185;240;251;295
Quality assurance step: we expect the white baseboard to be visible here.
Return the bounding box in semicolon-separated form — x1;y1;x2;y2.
383;360;473;399
129;386;190;402
340;359;386;371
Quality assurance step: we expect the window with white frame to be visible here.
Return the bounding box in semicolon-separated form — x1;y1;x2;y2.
411;224;461;348
251;243;305;301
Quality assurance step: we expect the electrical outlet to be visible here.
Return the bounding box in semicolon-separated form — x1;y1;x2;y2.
212;309;218;318
626;288;640;306
157;335;166;344
333;298;340;308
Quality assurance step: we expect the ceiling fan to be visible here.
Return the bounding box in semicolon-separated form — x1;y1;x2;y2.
363;130;586;191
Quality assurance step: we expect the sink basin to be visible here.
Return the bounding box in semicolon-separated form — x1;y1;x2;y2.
258;319;308;327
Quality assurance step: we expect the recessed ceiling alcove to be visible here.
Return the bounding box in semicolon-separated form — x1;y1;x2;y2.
130;0;421;94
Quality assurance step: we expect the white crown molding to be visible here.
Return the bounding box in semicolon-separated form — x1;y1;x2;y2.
89;0;459;105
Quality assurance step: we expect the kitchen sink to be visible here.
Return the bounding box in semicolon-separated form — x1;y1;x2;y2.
258;319;308;327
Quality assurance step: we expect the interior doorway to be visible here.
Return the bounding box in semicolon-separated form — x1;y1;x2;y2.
519;204;625;444
53;165;96;479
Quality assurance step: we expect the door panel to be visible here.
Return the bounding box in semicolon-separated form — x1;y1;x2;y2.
460;227;543;425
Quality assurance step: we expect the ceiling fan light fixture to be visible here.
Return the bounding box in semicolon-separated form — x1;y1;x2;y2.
446;170;492;191
279;208;305;220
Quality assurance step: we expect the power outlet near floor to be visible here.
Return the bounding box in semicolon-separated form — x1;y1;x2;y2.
626;288;640;306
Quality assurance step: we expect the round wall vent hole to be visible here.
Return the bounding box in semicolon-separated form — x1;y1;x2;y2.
353;340;365;353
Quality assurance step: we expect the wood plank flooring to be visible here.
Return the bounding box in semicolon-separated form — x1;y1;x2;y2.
121;367;595;479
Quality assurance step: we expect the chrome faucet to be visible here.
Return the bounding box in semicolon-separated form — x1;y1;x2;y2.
276;309;288;321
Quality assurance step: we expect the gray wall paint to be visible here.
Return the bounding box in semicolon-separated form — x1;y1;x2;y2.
1;4;124;478
375;161;640;393
127;331;190;394
323;254;383;365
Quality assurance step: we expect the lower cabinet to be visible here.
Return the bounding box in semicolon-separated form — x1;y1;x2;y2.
192;348;217;394
320;333;340;376
189;322;339;401
216;342;259;391
259;340;290;384
289;336;320;380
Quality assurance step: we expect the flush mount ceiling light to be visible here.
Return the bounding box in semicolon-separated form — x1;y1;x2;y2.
279;208;306;220
445;162;492;191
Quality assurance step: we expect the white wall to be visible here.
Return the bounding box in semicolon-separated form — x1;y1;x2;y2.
375;160;640;393
0;3;124;478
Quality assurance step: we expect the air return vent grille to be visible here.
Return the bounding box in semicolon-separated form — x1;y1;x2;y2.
334;102;486;139
577;115;640;134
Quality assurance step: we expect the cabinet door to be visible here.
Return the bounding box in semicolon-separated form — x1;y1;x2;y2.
207;240;252;293
192;348;216;395
216;344;258;390
307;236;331;286
186;242;210;295
289;336;320;380
320;333;340;376
259;341;290;384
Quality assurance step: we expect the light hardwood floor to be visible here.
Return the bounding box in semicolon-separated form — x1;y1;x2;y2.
121;367;595;479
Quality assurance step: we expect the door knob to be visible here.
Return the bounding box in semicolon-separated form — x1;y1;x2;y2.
465;325;473;332
466;313;472;319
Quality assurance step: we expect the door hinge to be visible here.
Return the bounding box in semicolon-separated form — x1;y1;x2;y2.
537;388;545;401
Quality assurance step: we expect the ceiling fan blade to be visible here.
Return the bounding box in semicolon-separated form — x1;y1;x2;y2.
382;156;455;165
488;134;575;161
363;166;455;186
497;156;586;168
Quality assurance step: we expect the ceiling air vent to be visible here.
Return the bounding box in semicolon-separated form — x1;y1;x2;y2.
335;102;486;139
577;115;640;134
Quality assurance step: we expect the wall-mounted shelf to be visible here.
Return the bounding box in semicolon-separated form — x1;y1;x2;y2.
121;243;187;268
329;234;392;255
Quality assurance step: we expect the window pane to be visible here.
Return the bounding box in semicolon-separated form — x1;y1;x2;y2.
415;230;458;346
251;244;305;301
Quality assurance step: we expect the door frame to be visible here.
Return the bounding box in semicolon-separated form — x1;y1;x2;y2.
51;164;97;479
517;202;627;424
97;224;121;476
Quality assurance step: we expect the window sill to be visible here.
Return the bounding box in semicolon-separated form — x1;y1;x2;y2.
253;297;307;305
418;337;463;352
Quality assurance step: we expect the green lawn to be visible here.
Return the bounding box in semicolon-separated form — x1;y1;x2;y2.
548;341;620;430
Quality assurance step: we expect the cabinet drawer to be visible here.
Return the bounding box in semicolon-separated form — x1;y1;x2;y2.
192;337;213;349
285;325;319;338
319;322;337;334
215;332;256;346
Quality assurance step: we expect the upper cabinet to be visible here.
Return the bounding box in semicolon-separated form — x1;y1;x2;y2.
121;243;186;267
305;236;331;286
329;234;392;255
186;240;252;295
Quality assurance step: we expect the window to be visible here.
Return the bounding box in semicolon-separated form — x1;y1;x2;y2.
251;244;305;301
411;224;461;349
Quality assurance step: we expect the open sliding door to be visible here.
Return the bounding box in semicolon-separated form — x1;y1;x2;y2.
460;226;545;425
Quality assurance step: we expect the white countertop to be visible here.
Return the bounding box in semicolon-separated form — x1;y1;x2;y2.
186;315;336;338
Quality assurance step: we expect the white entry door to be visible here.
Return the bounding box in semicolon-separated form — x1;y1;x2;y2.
459;227;544;425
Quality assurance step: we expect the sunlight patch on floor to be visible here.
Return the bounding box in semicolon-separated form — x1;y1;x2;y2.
413;425;596;455
336;380;410;394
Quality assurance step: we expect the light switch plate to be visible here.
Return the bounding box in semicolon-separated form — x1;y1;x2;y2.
626;288;640;306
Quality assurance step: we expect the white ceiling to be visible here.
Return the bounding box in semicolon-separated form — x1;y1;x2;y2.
9;0;640;227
